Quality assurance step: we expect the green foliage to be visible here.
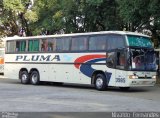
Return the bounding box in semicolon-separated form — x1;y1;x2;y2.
118;0;160;47
0;0;160;48
118;0;151;31
3;0;25;12
24;10;38;22
86;0;103;5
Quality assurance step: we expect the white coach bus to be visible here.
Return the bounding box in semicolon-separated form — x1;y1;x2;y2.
0;48;4;74
4;31;157;90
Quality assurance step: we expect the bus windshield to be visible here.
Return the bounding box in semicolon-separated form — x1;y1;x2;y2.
128;48;156;71
127;35;152;48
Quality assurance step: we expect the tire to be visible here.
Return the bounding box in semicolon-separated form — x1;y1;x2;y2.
95;74;108;91
30;71;40;85
119;87;130;91
20;70;30;84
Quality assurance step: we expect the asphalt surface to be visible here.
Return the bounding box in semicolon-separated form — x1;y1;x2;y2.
0;76;160;118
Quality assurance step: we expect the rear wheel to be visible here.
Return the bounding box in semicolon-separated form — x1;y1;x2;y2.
30;71;40;85
20;71;29;84
95;74;107;91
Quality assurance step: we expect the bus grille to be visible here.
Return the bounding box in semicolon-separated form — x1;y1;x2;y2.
138;77;152;79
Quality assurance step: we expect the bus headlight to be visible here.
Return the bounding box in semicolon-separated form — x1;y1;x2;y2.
129;75;138;79
152;75;156;79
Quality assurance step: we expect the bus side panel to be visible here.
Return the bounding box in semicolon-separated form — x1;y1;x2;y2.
115;69;127;87
4;64;19;79
4;63;50;81
5;53;109;85
105;68;116;86
51;64;90;84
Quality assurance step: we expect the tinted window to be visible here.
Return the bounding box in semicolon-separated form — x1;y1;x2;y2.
89;35;107;51
28;40;39;52
16;41;26;52
41;38;57;52
56;37;70;51
48;38;56;51
127;35;152;47
41;39;48;52
107;35;125;50
71;37;88;51
7;41;16;53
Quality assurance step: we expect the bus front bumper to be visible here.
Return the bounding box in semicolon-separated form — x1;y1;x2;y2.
128;79;156;87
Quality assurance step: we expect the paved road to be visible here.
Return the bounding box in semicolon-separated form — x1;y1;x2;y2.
0;76;160;113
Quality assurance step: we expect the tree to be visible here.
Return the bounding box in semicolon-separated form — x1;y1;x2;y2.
118;0;160;47
57;0;123;33
0;0;19;37
0;0;38;37
1;0;160;47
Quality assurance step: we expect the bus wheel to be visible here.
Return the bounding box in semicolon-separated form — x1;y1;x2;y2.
20;71;29;84
95;74;107;91
119;87;130;91
30;71;40;85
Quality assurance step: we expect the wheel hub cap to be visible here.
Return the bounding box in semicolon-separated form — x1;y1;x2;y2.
22;74;27;81
32;74;37;83
96;78;103;88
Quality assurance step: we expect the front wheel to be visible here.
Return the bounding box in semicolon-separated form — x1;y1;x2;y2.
30;71;40;85
95;74;107;91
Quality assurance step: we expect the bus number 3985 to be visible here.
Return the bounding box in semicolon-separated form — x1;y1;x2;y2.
116;78;125;83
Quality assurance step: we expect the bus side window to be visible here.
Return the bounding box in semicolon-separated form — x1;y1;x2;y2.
89;35;107;51
16;41;26;52
56;37;70;51
71;37;88;51
41;39;48;52
28;40;39;52
7;41;16;53
47;38;56;51
107;35;125;50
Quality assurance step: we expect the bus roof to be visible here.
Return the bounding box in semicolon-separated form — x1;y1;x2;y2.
4;31;149;41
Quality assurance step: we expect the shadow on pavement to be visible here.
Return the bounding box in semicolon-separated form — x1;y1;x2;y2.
0;78;156;93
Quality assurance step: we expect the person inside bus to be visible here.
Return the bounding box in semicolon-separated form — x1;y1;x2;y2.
133;56;141;68
41;39;48;52
119;54;125;66
117;52;125;69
